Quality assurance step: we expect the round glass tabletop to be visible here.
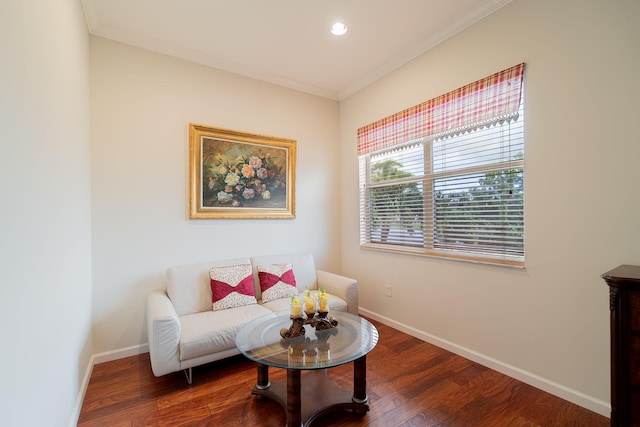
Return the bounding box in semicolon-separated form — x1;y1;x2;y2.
236;311;378;370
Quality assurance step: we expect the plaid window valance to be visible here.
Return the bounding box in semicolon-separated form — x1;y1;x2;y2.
357;63;525;155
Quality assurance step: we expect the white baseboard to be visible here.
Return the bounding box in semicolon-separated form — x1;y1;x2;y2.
68;343;150;427
68;354;95;427
359;308;611;418
92;342;149;364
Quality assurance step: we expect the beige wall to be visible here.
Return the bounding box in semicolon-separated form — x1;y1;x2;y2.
89;37;341;354
0;0;93;426
339;0;640;415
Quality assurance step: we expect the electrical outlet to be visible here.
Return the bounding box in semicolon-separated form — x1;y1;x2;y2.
385;285;392;297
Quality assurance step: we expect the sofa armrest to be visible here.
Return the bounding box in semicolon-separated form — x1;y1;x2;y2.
146;290;181;377
316;270;359;315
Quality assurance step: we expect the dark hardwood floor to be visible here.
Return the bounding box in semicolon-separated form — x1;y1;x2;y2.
78;318;609;426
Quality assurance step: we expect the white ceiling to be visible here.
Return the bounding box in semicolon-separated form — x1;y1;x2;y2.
82;0;512;101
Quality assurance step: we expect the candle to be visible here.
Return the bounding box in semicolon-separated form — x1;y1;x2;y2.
318;288;329;313
290;295;302;318
304;289;315;313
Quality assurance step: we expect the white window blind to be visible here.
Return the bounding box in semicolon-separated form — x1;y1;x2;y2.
358;64;525;267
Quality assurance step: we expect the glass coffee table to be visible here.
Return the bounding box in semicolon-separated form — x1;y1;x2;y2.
236;311;378;426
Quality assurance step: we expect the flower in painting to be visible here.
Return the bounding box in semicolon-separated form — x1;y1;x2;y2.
217;191;233;203
203;148;285;208
225;172;240;186
256;167;268;180
249;156;262;169
241;164;255;179
242;188;255;200
253;183;263;195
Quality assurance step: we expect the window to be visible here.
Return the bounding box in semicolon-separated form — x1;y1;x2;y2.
358;64;525;267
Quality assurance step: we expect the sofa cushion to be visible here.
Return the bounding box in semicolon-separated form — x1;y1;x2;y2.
257;263;297;303
179;304;273;361
209;264;257;311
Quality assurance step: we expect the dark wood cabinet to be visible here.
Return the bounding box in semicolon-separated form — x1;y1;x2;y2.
602;265;640;427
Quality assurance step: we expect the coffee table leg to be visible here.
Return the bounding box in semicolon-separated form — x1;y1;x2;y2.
353;355;368;404
287;369;302;426
256;363;270;390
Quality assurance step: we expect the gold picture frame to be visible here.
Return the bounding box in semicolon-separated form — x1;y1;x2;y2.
189;123;296;219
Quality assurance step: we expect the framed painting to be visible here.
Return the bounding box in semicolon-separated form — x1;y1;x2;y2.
189;123;296;219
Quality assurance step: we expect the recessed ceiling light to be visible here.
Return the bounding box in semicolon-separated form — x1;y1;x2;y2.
331;22;348;36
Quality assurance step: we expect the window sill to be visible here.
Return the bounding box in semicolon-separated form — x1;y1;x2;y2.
360;243;525;268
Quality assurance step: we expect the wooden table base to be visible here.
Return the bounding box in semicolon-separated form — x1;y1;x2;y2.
253;356;369;427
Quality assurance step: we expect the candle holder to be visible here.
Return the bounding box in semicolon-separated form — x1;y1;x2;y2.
280;315;306;339
313;310;338;331
280;310;339;339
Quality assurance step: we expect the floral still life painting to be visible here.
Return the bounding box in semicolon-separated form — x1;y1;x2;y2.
189;124;296;219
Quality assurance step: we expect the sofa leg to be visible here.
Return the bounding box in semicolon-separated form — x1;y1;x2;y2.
184;367;193;384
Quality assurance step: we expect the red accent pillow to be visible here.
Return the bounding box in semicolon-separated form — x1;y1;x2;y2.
257;263;297;303
209;264;257;311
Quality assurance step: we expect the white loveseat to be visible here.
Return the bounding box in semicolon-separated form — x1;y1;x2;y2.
146;253;358;383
